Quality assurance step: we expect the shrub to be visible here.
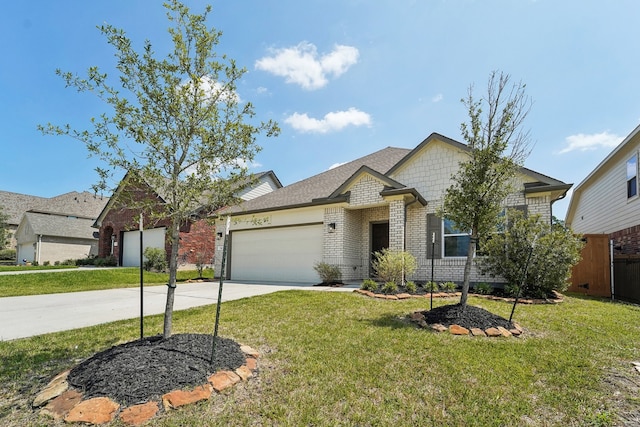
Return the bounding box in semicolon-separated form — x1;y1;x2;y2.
360;279;378;292
504;283;520;297
474;282;493;295
405;280;417;294
381;281;398;294
95;255;117;267
478;209;584;298
372;249;417;286
43;261;50;266
143;247;167;272
313;262;342;284
441;281;457;293
424;281;439;292
0;249;16;261
194;252;212;278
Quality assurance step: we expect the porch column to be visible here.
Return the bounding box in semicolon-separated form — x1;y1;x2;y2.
389;199;405;251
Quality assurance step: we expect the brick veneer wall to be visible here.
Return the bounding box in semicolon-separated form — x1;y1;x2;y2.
98;182;214;265
610;224;640;255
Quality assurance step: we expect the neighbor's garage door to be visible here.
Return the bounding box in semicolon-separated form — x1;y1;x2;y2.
121;227;166;267
230;225;323;283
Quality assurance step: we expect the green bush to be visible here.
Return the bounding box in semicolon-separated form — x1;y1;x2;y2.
0;248;16;261
95;256;117;267
441;281;457;293
143;247;167;272
360;279;379;292
405;280;417;294
474;282;493;295
504;284;520;298
478;209;584;299
313;262;342;284
372;249;417;286
381;281;398;295
424;281;439;292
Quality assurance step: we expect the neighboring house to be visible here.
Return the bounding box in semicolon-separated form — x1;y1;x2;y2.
0;190;107;250
15;211;100;264
566;123;640;251
93;170;282;267
0;190;108;262
565;124;640;301
216;133;571;284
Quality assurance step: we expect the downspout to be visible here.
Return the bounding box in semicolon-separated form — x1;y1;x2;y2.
37;234;42;264
550;190;569;226
402;195;421;284
403;195;421;251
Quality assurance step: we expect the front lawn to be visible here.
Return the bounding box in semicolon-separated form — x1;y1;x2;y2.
1;291;638;426
0;268;214;297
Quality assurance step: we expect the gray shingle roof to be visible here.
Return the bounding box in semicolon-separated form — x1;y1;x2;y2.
226;147;411;214
0;190;108;226
23;212;98;240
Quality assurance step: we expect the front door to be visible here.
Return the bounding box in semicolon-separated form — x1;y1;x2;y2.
370;222;389;277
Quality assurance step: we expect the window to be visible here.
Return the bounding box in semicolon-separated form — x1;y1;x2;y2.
627;154;638;198
443;218;471;257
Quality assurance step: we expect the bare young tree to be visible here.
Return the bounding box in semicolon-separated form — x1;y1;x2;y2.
441;70;532;307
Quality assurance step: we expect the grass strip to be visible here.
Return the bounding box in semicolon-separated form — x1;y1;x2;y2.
0;268;213;297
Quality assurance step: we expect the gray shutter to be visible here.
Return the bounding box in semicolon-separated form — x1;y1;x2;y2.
426;214;441;259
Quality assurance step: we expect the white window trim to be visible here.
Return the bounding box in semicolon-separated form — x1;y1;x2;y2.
627;152;639;200
442;218;473;259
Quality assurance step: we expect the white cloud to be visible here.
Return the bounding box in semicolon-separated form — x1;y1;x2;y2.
558;131;623;154
285;108;372;133
431;93;443;103
179;75;240;104
255;42;359;90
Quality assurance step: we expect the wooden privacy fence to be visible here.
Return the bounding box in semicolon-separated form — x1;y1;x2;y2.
569;234;611;298
612;255;640;304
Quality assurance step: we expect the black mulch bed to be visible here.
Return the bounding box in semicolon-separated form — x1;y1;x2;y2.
418;304;514;330
68;334;246;407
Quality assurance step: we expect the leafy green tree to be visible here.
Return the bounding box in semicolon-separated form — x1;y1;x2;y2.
39;1;279;337
440;71;532;307
478;209;584;298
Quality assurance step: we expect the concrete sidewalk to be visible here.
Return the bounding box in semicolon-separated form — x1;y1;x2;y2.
0;281;356;341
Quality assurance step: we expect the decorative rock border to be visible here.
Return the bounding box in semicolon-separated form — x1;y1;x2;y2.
353;288;564;304
409;311;525;337
32;344;260;426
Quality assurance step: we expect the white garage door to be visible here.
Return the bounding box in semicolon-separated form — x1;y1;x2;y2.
230;224;323;283
122;227;166;267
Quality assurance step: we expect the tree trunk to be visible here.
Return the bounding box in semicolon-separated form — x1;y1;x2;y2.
459;234;476;307
162;219;181;338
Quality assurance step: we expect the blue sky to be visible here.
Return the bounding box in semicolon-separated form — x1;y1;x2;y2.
2;0;639;220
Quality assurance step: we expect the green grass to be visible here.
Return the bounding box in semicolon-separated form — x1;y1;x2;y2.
0;265;77;272
1;292;638;426
0;268;214;297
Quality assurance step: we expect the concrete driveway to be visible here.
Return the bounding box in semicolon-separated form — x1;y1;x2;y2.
0;281;356;341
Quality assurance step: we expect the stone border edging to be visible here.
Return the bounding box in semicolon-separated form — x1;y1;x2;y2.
33;344;261;425
408;311;525;337
353;289;564;304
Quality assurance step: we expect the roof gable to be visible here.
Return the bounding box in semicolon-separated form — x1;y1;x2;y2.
20;211;98;240
226;147;411;214
328;166;405;199
0;190;108;226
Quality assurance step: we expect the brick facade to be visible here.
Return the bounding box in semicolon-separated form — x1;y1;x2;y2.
98;181;214;266
610;225;640;255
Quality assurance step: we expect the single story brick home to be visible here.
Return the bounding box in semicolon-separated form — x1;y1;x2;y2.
215;133;571;284
94;170;282;267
